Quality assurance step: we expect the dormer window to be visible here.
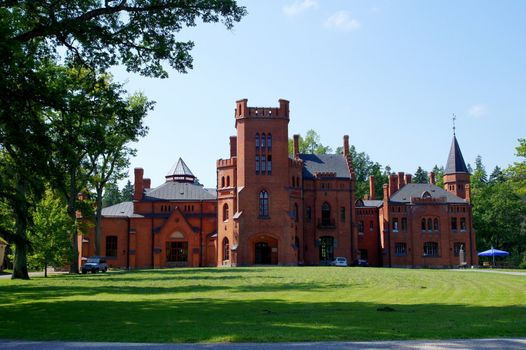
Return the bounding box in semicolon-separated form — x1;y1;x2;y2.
422;191;432;199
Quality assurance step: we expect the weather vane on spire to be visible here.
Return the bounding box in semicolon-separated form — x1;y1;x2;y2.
452;113;457;135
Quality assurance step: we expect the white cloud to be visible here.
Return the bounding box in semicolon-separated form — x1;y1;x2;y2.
468;104;488;118
283;0;317;16
324;11;361;31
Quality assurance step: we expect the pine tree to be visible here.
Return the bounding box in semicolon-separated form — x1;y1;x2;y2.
102;181;122;208
413;167;428;183
121;180;134;202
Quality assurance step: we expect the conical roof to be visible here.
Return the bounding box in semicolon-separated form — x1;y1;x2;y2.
445;135;468;174
165;158;195;182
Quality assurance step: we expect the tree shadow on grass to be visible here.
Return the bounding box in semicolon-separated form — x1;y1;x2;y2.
0;298;524;343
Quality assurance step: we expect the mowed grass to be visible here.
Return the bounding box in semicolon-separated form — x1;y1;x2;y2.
0;267;525;342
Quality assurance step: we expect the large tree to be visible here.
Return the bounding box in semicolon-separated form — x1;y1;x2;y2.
0;1;246;278
413;166;428;184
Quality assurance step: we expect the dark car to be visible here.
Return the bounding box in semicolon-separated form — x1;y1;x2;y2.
351;259;369;267
82;257;108;274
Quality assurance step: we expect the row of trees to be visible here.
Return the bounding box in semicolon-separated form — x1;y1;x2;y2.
290;131;526;265
0;1;246;279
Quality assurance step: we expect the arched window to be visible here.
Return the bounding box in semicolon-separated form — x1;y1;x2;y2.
259;191;269;217
255;133;260;151
427;218;432;232
261;133;266;149
421;218;426;231
422;191;432;199
267;133;272;151
221;176;225;188
226;176;230;187
223;203;229;221
322;202;331;226
223;237;230;261
433;218;439;231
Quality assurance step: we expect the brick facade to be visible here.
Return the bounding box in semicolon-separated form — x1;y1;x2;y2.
79;99;477;269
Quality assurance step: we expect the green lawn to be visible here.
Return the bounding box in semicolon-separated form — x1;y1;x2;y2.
0;267;525;342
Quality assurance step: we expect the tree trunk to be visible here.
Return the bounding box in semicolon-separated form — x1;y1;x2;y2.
12;241;29;280
12;178;30;280
44;262;48;278
94;187;103;256
68;169;79;274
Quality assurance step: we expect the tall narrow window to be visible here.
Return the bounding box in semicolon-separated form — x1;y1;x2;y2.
223;238;230;261
221;177;225;188
294;203;299;222
421;218;426;231
259;191;269;217
267;155;272;175
261;133;266;148
261;155;266;174
106;236;117;257
223;203;229;221
392;218;399;232
306;206;312;222
369;221;374;232
358;220;364;233
427;218;433;232
395;242;407;256
434;218;439;231
255;133;260;151
226;176;230;187
255;156;260;175
460;218;466;231
451;217;458;231
340;207;345;222
267;133;272;151
321;202;331;226
401;217;407;231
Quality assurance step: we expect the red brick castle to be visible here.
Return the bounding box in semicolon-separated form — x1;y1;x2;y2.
81;99;477;268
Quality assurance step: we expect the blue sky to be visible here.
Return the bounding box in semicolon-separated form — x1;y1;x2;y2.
113;0;526;189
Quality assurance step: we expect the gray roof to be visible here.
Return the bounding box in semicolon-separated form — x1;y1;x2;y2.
144;181;216;201
167;158;195;177
445;135;469;174
101;201;134;217
390;183;467;204
362;200;383;208
299;154;351;179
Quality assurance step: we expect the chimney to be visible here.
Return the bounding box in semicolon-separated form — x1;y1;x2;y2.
388;174;398;197
278;99;290;118
397;172;405;190
229;136;237;157
293;134;300;159
134;168;144;201
405;174;412;184
429;171;436;185
343;135;350;157
143;178;151;190
369;175;375;200
383;184;389;201
465;184;471;202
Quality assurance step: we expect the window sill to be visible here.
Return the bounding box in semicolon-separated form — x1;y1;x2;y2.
258;216;270;220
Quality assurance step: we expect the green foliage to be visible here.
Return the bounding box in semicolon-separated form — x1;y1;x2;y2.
348;146;387;199
27;190;73;275
288;130;332;155
102;181;122;208
121;180;134;202
507;138;526;196
432;165;445;188
0;268;525;342
413;166;428;184
489;166;505;184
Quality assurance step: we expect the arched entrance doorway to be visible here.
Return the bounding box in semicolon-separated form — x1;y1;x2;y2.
252;235;278;265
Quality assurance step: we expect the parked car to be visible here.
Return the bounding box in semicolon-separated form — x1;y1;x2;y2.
332;257;348;267
351;259;369;267
82;257;108;274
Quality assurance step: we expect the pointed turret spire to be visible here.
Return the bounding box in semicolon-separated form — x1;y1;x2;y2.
445;135;468;175
165;158;196;182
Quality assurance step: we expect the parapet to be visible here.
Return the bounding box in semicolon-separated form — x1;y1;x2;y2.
217;158;237;168
235;98;289;119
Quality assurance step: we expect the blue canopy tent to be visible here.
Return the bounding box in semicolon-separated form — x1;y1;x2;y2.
478;247;509;267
